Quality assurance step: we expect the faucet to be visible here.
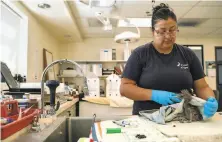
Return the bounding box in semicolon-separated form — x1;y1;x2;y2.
40;59;88;117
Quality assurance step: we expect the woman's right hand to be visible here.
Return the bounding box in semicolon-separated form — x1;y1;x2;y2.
151;90;181;105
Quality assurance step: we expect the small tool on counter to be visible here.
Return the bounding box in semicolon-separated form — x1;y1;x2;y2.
112;119;138;128
106;128;122;134
112;120;126;127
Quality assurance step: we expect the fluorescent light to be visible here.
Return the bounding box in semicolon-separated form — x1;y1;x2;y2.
188;46;202;50
118;18;152;28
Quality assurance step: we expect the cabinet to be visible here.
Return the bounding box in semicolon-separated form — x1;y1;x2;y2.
58;60;126;78
56;99;78;117
58;60;126;81
58;60;126;97
57;105;76;117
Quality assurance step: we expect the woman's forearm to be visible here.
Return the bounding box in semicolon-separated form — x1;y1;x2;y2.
120;83;152;101
195;86;215;100
194;78;215;100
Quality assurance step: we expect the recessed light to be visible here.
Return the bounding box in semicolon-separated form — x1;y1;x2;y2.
38;3;51;9
146;11;152;16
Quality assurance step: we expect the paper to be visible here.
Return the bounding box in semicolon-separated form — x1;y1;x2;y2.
207;69;216;77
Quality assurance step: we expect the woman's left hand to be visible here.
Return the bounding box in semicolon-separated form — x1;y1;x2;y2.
204;97;218;118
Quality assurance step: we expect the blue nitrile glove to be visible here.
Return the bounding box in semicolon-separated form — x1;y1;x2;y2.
151;90;182;106
204;97;218;118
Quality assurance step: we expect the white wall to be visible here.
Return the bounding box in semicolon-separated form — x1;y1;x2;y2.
13;2;60;82
59;37;222;90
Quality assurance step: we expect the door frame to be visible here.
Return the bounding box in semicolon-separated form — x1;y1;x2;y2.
215;46;222;111
215;46;222;87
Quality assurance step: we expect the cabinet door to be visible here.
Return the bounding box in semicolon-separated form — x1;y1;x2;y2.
58;105;76;117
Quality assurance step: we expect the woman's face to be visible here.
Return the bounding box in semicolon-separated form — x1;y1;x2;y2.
152;17;178;50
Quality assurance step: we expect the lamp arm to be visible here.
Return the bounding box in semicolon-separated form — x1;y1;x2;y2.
127;22;141;37
135;26;140;37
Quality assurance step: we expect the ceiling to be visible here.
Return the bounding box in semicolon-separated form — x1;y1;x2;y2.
21;0;222;43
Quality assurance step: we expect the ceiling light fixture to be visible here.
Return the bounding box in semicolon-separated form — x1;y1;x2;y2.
38;3;51;9
118;18;152;28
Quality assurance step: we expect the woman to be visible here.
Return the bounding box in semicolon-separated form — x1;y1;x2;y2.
120;3;218;118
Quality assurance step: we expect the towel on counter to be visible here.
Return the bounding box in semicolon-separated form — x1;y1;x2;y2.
83;97;110;105
109;97;133;107
139;94;207;125
82;97;133;108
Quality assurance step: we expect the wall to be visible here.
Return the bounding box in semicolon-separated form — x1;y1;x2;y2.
13;2;60;82
59;37;222;90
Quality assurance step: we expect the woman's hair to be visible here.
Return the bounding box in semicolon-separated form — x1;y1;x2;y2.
152;3;177;31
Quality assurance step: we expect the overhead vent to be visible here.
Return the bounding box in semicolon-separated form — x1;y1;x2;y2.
88;18;118;27
178;18;209;27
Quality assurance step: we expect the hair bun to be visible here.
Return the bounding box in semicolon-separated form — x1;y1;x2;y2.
152;3;169;14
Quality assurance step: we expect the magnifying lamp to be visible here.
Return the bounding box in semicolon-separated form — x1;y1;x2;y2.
114;21;140;61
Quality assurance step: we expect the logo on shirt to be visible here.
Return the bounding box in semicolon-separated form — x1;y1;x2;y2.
177;62;189;69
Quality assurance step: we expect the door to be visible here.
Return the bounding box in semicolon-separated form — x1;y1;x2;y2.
215;46;222;111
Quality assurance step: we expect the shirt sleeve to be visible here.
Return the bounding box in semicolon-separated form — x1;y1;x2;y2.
122;50;143;83
189;49;205;81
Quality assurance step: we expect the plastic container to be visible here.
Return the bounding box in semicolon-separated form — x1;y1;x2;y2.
1;100;19;117
1;109;40;140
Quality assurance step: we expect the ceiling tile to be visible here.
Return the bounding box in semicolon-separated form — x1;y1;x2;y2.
120;5;192;19
172;7;194;19
76;18;89;28
69;1;95;18
197;1;222;6
183;6;222;18
119;5;151;18
214;27;222;34
22;0;83;42
177;27;218;38
69;1;122;18
198;19;222;28
156;1;199;7
122;0;199;7
205;27;222;38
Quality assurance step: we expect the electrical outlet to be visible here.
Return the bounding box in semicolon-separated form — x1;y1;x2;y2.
35;74;38;80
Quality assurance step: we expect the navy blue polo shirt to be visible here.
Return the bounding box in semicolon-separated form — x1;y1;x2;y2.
122;42;205;115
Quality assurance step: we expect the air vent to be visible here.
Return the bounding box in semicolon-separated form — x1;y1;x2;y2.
178;18;208;27
88;18;118;27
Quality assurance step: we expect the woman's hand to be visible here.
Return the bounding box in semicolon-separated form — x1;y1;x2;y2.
204;97;218;118
151;90;181;106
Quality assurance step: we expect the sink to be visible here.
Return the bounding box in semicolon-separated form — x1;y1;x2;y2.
45;117;94;142
14;117;94;142
14;115;130;142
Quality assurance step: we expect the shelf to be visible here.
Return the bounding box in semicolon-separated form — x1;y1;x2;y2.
58;75;120;78
58;76;78;78
74;60;127;63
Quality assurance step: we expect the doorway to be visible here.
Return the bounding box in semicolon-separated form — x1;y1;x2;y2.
215;46;222;111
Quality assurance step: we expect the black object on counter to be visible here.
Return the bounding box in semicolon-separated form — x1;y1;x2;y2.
1;62;41;94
